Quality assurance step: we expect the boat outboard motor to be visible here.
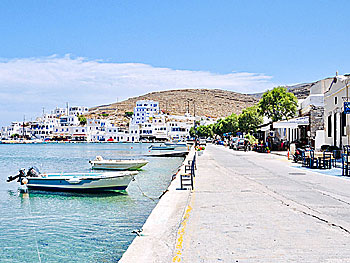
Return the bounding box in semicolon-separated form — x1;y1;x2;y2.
7;169;26;183
27;167;40;177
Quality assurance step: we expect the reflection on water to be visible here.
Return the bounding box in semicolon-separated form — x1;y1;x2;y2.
0;143;183;262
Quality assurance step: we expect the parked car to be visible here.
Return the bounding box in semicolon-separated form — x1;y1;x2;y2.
229;137;239;149
232;138;249;150
198;138;207;146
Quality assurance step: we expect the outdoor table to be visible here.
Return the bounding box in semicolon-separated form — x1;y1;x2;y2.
303;151;333;169
316;152;333;169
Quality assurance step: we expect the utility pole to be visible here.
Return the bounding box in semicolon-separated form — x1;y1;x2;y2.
23;115;25;139
193;100;196;117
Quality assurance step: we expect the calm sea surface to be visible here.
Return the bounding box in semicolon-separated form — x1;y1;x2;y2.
0;143;183;262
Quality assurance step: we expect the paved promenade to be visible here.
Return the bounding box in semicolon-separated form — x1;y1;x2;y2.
177;145;350;262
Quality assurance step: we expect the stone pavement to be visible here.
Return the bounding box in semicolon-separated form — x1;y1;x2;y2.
177;145;350;263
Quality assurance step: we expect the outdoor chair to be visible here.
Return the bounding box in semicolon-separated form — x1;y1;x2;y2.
308;150;319;169
343;145;350;155
318;152;332;169
342;153;350;177
301;151;308;167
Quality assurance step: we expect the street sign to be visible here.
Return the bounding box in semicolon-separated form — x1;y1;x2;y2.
345;102;350;114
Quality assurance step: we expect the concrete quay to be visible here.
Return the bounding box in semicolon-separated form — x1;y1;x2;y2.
121;144;350;262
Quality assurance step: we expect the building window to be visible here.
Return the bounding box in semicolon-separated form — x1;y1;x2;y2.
335;97;338;105
328;115;332;137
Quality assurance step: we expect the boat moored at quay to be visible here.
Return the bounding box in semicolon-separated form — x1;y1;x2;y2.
89;156;149;170
7;167;137;192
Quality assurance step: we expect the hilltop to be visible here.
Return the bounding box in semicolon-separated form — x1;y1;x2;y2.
89;89;259;121
88;85;312;124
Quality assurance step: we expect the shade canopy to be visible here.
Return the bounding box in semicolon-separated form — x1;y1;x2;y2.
273;116;309;129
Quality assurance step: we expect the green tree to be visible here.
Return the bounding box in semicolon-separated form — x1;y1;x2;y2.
212;113;238;136
238;106;263;133
125;112;133;118
258;86;298;122
196;125;213;138
78;115;87;126
244;133;258;145
189;127;196;137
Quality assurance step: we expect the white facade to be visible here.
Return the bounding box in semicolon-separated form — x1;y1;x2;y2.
132;100;159;124
59;115;80;126
324;75;350;148
1;101;199;142
69;106;89;116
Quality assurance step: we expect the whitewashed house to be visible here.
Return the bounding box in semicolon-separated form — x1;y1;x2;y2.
324;75;350;148
132;100;159;125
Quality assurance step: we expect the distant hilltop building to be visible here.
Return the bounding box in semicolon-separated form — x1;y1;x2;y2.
132;100;159;124
53;106;88;117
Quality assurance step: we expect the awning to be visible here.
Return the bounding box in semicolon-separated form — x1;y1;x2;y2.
273;116;309;129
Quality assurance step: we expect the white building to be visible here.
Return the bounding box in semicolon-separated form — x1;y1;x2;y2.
69;106;89;116
31;114;59;140
132;100;159;124
324;75;350;148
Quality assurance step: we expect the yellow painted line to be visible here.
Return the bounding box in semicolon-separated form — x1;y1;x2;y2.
172;183;195;262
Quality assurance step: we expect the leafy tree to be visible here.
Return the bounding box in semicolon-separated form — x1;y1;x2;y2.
238;106;263;133
190;125;213;138
196;125;213;138
78;115;87;126
258;86;298;122
189;127;196;137
244;133;258;145
125;112;133;118
212;113;238;136
10;133;20;138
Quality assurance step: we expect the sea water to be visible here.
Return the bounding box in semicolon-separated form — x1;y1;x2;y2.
0;143;183;262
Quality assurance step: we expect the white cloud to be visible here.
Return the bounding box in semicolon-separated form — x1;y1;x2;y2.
0;55;275;125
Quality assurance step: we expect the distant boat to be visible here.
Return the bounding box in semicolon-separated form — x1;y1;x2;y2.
7;167;137;192
164;142;187;147
145;150;189;157
149;145;175;150
89;156;148;170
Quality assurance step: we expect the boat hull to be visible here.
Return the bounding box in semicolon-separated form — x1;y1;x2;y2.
90;161;148;170
25;172;136;192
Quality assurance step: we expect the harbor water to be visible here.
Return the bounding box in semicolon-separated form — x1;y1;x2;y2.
0;143;184;262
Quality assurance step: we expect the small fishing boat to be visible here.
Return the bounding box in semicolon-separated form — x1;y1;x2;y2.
149;145;175;150
7;167;137;192
164;142;187;147
145;150;189;157
89;156;148;170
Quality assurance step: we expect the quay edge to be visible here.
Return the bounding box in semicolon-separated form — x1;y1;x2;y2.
119;147;195;263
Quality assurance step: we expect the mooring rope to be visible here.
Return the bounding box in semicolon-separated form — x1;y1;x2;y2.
24;191;42;263
133;177;157;202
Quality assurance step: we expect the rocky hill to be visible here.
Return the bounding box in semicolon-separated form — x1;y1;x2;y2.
89;89;259;120
252;83;312;99
88;85;312;123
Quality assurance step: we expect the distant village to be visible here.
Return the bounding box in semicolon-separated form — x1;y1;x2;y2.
0;100;216;143
1;74;349;149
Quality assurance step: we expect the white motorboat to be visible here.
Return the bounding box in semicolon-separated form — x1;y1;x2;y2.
148;145;175;150
164;142;187;147
7;167;137;192
89;156;148;170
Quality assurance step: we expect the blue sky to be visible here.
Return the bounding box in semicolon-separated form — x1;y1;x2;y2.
1;0;349;125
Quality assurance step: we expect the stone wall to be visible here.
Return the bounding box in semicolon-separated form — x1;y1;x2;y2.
309;105;324;139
